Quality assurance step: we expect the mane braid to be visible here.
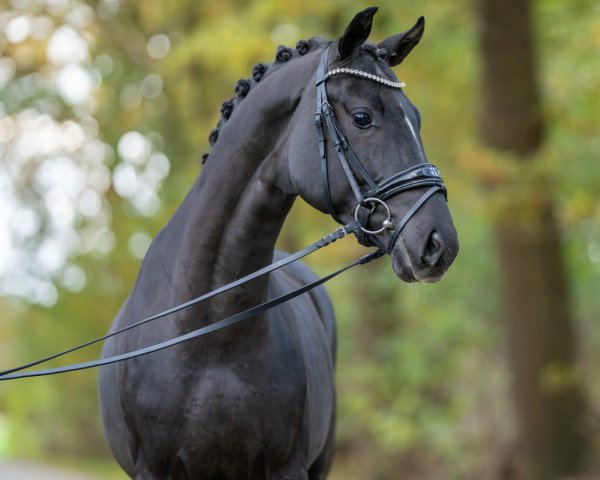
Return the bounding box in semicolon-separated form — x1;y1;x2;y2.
202;37;329;164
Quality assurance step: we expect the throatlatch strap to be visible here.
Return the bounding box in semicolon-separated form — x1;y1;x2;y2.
316;46;380;217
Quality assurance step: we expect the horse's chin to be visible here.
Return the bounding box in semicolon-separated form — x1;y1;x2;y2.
391;256;416;283
390;241;447;284
390;242;418;283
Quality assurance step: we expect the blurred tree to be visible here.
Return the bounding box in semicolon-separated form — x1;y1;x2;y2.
478;0;590;478
1;1;598;478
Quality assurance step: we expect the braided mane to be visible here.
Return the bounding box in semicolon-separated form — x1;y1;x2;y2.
202;37;330;164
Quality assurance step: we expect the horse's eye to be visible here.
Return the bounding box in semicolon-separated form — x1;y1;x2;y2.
352;112;372;127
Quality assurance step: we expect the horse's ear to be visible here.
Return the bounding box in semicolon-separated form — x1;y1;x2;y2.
337;7;378;60
377;16;425;67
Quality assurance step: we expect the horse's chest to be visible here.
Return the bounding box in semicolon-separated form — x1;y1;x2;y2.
126;348;308;473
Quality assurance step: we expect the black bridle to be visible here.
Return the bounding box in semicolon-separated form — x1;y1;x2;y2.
0;46;448;381
315;46;446;253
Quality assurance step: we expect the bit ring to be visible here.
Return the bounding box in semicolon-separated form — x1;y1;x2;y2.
354;197;392;235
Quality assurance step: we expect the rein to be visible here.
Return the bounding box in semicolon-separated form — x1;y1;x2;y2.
0;236;382;380
0;222;372;380
0;45;448;381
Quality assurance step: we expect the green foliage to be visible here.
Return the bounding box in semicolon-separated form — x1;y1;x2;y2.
0;0;599;478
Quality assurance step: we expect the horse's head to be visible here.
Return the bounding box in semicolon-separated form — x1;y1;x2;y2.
287;7;459;283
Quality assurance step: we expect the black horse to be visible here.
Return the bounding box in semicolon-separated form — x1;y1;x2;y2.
99;7;459;479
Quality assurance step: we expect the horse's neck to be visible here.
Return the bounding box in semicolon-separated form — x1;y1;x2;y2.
185;161;292;307
131;52;320;338
158;124;294;336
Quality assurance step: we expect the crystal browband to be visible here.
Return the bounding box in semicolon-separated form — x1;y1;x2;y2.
324;68;405;89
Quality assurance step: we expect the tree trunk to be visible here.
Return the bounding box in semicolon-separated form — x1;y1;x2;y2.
478;0;589;478
495;207;588;479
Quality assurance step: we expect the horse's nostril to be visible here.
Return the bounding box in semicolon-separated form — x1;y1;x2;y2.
422;230;445;267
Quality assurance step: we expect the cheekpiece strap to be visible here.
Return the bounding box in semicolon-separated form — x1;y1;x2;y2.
314;46;447;255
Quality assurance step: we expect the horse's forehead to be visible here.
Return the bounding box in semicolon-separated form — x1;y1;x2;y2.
350;49;388;72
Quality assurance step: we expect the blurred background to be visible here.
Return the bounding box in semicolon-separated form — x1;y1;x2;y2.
0;0;599;478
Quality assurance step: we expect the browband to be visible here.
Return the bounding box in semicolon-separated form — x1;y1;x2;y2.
318;67;406;89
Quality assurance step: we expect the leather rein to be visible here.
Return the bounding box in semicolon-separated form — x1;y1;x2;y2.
0;46;447;381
